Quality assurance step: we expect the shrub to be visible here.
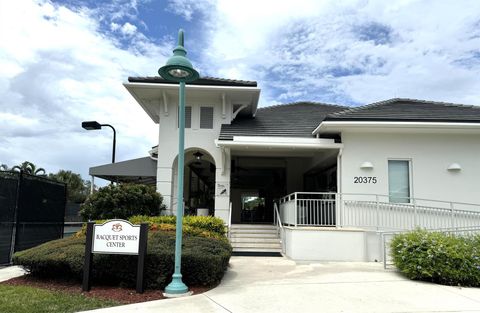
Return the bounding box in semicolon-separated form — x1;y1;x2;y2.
390;229;480;287
14;231;232;289
129;215;227;236
80;184;165;220
75;216;227;242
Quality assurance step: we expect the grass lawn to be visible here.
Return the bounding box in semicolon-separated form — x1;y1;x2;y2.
0;284;119;313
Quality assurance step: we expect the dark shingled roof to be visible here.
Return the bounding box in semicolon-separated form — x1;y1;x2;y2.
128;76;257;87
325;98;480;122
219;102;348;140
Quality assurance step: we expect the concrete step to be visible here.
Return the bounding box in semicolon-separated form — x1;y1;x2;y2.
229;224;281;253
230;232;279;239
230;224;276;230
233;247;282;253
231;242;282;249
230;229;279;236
229;237;281;244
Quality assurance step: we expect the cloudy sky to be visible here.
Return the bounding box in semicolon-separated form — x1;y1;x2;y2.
1;0;480;183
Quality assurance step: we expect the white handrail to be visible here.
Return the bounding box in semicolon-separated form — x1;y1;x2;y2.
280;192;480;208
273;202;283;230
274;202;285;254
278;192;480;230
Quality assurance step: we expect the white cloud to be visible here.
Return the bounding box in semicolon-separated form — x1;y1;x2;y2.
0;0;169;180
176;0;480;106
120;22;137;36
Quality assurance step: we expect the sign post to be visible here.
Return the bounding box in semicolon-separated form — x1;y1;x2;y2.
82;219;148;293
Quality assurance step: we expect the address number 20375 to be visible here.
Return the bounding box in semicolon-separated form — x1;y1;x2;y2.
353;176;377;184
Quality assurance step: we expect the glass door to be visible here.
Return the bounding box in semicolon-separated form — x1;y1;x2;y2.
241;193;266;223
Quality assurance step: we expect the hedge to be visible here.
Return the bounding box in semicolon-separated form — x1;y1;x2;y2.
14;231;232;289
76;215;227;242
390;229;480;287
129;215;227;236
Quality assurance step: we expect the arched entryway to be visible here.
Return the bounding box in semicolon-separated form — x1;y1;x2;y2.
171;149;216;216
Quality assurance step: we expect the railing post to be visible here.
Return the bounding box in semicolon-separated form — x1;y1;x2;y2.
450;202;455;229
335;193;339;227
294;192;298;227
376;195;380;230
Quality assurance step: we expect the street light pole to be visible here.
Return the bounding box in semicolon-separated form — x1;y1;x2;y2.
158;29;199;297
100;124;116;163
81;121;116;163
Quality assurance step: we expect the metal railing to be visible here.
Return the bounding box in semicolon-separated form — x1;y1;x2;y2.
273;202;285;254
279;192;480;230
381;226;480;269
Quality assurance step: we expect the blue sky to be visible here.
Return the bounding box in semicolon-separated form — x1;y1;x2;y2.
1;0;480;182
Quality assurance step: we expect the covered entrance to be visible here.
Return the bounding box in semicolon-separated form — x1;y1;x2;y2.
172;149;216;216
231;158;286;223
228;146;340;224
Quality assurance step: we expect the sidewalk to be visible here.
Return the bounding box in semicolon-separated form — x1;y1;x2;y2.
0;265;26;282
79;257;480;313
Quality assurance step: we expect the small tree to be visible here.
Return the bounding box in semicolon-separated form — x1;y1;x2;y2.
80;183;165;220
48;170;90;203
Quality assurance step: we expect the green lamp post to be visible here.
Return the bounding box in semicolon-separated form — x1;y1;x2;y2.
158;29;199;296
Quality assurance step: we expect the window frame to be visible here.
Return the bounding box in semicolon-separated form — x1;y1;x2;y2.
199;106;214;129
387;159;413;204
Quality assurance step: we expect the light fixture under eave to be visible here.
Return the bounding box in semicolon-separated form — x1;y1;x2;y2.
193;151;203;161
360;161;374;169
447;163;462;171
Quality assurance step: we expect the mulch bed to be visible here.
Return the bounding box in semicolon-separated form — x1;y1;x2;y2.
1;276;210;304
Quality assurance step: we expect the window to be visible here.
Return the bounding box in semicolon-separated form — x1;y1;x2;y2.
200;107;214;129
178;106;191;128
388;160;410;203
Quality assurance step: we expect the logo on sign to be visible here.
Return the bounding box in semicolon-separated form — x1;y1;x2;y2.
112;223;122;232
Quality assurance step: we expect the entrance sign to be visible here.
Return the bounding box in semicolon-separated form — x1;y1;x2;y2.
92;220;141;255
82;220;148;293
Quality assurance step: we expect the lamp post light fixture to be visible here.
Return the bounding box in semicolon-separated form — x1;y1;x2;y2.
81;121;117;164
159;29;199;297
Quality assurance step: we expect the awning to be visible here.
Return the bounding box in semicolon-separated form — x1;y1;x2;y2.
89;157;157;185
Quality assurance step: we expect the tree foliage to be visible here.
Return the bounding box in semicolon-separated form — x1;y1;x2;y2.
80;183;165;220
48;170;91;203
12;161;46;176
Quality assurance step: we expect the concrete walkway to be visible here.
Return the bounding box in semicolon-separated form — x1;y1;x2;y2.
79;257;480;313
0;265;26;282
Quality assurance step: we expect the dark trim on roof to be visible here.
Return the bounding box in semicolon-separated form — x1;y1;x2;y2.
128;76;257;87
324;98;480;123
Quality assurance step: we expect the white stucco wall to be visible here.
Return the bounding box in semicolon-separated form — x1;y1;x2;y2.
284;228;363;261
283;228;384;261
155;94;232;221
340;131;480;206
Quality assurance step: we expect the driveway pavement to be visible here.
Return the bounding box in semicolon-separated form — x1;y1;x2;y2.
79;257;480;313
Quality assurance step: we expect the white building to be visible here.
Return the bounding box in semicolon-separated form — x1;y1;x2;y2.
90;77;480;261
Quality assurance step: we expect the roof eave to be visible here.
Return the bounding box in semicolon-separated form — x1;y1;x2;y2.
314;120;480;134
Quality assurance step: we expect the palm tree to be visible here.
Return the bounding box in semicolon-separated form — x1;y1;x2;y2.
0;164;8;171
12;161;46;176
